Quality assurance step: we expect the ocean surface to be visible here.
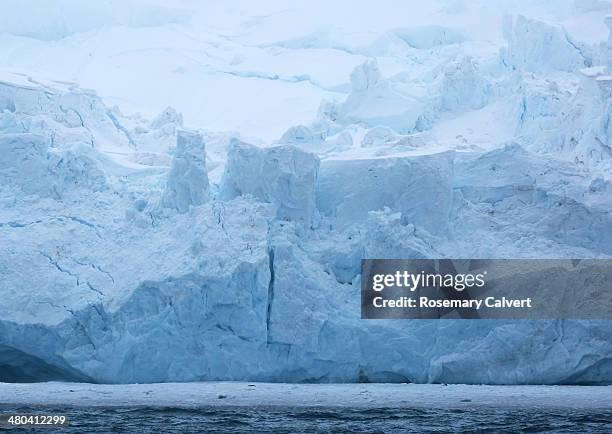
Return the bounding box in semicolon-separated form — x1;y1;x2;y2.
1;405;611;433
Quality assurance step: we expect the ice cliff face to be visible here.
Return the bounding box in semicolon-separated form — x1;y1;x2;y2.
501;15;589;72
222;140;319;226
1;4;612;384
162;131;210;213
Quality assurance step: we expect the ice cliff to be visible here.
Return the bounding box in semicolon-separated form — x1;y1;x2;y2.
1;4;612;385
162;131;210;213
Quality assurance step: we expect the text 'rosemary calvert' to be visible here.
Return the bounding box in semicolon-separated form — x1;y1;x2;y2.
361;259;612;319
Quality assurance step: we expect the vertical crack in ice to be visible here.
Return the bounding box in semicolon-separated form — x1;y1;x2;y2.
266;247;275;344
562;29;589;66
105;109;137;148
519;96;527;125
64;306;97;350
213;202;228;236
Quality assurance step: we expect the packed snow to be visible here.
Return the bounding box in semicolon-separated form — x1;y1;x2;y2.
1;382;611;410
1;0;612;384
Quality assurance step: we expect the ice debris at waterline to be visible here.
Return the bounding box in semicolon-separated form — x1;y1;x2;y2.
1;4;612;384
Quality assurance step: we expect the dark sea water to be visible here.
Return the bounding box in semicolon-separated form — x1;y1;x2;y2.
1;405;611;433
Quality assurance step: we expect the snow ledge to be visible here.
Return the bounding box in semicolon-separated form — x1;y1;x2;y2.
0;382;610;410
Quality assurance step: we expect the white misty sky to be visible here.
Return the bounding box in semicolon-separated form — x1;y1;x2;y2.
0;0;608;141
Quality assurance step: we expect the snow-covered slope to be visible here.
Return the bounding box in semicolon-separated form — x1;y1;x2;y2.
1;1;612;384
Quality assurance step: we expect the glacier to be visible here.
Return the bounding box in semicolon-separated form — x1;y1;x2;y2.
0;1;612;385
